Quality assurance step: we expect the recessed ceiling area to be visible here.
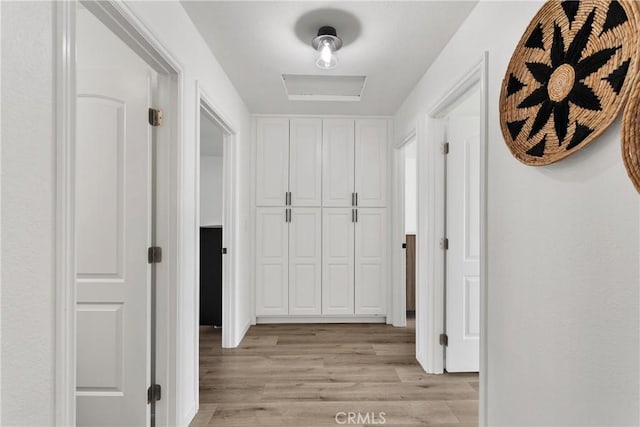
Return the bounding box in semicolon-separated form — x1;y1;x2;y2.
181;1;478;115
282;74;367;102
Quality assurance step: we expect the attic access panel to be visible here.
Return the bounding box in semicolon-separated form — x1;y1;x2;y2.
282;74;367;101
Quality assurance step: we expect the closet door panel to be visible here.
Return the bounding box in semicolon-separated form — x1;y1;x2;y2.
290;119;322;207
256;207;289;315
355;119;387;207
256;118;289;206
322;119;355;207
355;208;387;315
289;208;322;315
322;208;355;315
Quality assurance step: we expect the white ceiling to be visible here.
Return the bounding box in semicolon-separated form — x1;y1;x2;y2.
201;109;224;156
181;1;477;115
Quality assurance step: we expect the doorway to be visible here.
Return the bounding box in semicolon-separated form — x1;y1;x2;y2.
199;110;225;330
75;4;158;425
403;138;418;323
194;85;237;413
57;1;183;425
416;52;488;423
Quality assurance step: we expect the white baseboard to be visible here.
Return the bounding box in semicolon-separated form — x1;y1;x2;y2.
182;403;197;427
236;318;250;345
256;315;387;324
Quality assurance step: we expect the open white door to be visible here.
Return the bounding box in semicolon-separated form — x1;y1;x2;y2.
76;65;153;425
445;114;480;373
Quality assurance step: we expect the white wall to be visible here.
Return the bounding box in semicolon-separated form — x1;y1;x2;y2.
200;155;223;226
394;2;639;425
2;2;56;425
1;1;252;425
0;1;3;420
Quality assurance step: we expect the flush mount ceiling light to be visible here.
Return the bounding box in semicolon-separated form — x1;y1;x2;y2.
312;26;343;70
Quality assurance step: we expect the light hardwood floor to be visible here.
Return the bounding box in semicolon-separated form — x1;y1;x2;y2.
190;321;478;426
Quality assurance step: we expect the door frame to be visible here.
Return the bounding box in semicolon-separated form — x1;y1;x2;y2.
415;52;489;424
194;83;238;349
55;1;184;425
391;129;417;328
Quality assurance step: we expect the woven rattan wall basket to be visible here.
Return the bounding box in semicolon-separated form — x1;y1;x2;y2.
499;0;640;166
622;81;640;192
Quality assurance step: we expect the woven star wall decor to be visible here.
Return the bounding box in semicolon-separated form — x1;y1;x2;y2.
499;0;640;167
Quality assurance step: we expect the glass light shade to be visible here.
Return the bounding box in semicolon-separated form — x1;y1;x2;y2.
315;39;338;69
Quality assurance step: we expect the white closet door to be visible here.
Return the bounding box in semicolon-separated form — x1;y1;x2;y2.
290;119;322;207
289;208;322;315
76;68;151;426
322;208;355;315
355;119;387;207
355;208;387;315
445;115;481;372
322;119;355;207
256;118;289;206
256;207;289;316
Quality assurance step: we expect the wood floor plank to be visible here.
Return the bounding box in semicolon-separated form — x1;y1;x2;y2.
262;381;477;402
446;400;479;423
190;321;479;426
205;401;460;426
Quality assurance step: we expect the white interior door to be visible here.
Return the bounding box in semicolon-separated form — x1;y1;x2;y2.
355;119;387;207
290;119;322;206
256;207;289;316
322;119;355;207
289;208;322;315
322;208;355;314
355;208;387;315
256;118;289;206
445;115;481;372
76;68;152;426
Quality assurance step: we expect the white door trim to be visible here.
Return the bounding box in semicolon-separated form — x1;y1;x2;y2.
416;52;488;425
55;2;77;425
55;2;184;425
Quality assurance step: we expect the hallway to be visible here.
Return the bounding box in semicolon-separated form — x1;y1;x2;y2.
191;322;478;426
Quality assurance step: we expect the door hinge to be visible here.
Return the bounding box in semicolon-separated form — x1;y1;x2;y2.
148;246;162;263
439;238;449;250
147;384;161;403
148;108;163;127
439;333;448;346
221;247;227;255
441;142;450;154
402;243;407;249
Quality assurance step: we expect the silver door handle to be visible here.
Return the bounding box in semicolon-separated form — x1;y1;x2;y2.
351;192;355;207
355;209;358;222
355;192;358;206
352;209;355;223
